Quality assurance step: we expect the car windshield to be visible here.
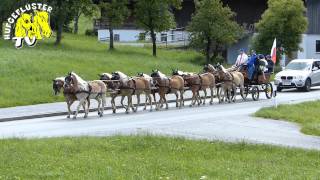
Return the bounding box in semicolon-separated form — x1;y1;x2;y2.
285;62;310;71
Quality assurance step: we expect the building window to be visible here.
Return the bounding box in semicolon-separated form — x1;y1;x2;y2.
316;40;320;53
114;34;120;42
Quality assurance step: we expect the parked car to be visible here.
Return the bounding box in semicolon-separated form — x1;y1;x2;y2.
274;59;320;92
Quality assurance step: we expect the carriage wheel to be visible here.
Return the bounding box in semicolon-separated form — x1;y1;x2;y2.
265;83;273;99
251;86;260;101
243;85;249;100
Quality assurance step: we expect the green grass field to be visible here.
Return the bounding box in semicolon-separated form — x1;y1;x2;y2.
0;33;203;108
255;100;320;136
0;136;319;179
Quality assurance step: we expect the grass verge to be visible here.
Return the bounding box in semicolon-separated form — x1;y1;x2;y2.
255;100;320;136
0;135;319;179
0;33;203;108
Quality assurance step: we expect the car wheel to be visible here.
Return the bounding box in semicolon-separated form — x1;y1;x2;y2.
276;86;282;92
303;78;311;92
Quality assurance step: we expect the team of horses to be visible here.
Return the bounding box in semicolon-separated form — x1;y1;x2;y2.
52;64;246;119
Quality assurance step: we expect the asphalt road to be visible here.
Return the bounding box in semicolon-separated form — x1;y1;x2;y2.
1;87;320;150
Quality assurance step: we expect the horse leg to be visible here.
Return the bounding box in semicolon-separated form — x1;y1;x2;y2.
232;85;237;103
175;92;179;107
147;93;153;111
153;92;158;110
125;95;131;114
96;97;101;116
83;100;88;118
144;94;148;111
179;90;184;108
134;94;140;112
100;93;106;117
190;89;197;107
73;98;86;119
66;100;74;118
164;95;169;109
202;89;207;105
111;95;116;114
121;95;126;109
210;87;214;105
240;84;245;101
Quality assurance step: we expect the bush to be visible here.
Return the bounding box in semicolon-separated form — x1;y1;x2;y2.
85;29;97;36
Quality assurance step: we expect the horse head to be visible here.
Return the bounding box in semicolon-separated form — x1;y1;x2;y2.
33;11;52;38
52;77;64;95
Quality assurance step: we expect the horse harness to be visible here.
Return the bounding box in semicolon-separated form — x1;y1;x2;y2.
74;84;104;99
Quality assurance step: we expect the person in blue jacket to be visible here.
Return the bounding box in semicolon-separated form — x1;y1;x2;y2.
247;50;257;80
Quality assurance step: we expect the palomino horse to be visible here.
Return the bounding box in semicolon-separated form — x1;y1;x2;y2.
64;72;107;119
99;72;127;112
109;71;153;113
52;77;88;118
150;70;184;110
173;69;216;106
203;64;222;102
137;72;156;110
216;65;245;103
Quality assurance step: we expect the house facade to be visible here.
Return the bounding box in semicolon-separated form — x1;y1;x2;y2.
95;0;320;62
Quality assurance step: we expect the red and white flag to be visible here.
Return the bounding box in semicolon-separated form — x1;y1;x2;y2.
270;38;277;63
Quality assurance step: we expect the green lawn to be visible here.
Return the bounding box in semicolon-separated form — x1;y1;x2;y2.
0;33;203;108
0;136;319;179
255;100;320;136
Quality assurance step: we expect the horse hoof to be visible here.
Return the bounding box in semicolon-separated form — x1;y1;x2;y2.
125;111;129;114
166;107;169;110
112;110;116;114
189;104;193;107
72;116;77;120
67;115;70;119
149;109;153;112
84;115;88;119
210;102;213;105
99;114;103;117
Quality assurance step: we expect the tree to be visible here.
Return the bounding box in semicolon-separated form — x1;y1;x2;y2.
252;0;307;59
73;0;98;34
0;0;29;37
187;0;242;64
99;0;129;50
135;0;181;57
49;0;77;45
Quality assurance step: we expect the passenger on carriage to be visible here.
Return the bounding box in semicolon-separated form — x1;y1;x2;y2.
265;55;274;73
232;48;248;71
247;50;257;80
256;54;268;80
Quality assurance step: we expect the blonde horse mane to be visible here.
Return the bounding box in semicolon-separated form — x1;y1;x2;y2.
115;71;129;81
55;77;65;82
71;72;89;91
101;73;112;78
157;71;167;79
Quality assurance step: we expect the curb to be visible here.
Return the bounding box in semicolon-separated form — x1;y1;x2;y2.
0;97;197;122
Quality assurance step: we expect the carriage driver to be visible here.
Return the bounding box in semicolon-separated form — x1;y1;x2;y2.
233;48;248;70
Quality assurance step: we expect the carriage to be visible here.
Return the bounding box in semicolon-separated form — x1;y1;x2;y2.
239;65;274;101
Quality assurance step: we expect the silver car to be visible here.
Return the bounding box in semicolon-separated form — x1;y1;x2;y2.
274;59;320;92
